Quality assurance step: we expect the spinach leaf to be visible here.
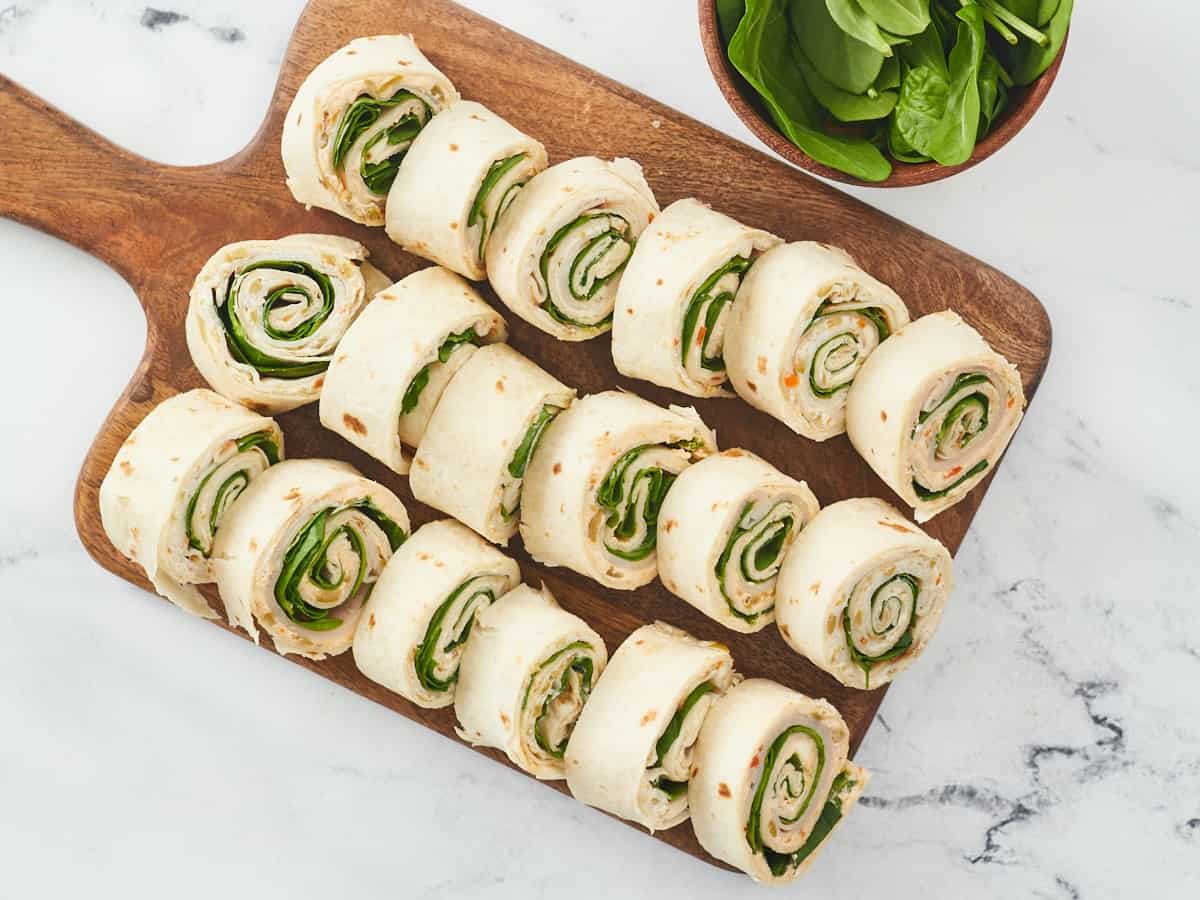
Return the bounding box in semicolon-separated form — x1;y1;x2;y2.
995;0;1037;23
1036;0;1060;26
825;0;893;56
795;46;898;122
876;53;901;90
857;0;931;36
892;65;949;158
926;2;985;165
1009;0;1071;84
716;0;746;44
790;0;885;94
728;0;892;180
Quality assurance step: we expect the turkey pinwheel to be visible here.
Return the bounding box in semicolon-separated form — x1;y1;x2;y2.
611;198;780;398
656;450;819;634
775;498;953;690
319;266;507;473
99;389;283;619
520;391;716;591
282;34;459;226
846;311;1025;522
186;234;388;414
385;101;548;280
454;584;607;780
565;622;734;831
212;459;409;660
354;519;520;708
725;241;909;441
690;679;869;884
485;156;659;340
410;343;574;544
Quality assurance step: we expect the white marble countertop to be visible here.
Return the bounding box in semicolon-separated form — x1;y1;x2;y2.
2;1;1197;896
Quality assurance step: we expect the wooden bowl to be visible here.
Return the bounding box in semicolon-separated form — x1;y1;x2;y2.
698;0;1068;187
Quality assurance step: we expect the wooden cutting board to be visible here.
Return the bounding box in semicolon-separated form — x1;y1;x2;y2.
0;0;1051;871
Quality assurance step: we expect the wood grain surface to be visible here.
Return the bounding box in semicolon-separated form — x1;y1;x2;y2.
0;0;1051;871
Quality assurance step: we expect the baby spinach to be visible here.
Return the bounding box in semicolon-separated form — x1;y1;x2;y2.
718;0;1070;180
791;0;885;94
857;0;931;36
825;0;894;56
795;46;898;121
927;3;985;165
728;0;892;180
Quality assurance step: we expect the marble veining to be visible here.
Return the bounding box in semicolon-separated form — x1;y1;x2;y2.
1;1;1197;897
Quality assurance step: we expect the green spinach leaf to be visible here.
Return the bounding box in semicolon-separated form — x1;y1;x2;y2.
795;46;898;122
716;0;747;44
790;0;885;94
927;2;986;165
825;0;893;56
857;0;931;36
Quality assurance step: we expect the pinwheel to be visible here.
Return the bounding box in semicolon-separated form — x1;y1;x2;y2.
775;497;953;690
319;266;507;473
212;459;409;660
520;391;716;590
282;34;459;225
846;311;1025;521
485;156;659;339
725;241;909;441
454;584;608;780
657;449;819;633
99;389;283;619
565;622;734;831
410;343;574;543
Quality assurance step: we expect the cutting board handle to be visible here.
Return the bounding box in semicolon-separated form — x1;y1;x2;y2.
0;76;170;283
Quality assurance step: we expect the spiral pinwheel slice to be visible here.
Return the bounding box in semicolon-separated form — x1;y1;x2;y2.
484;157;659;340
211;459;408;660
318;267;507;473
353;519;520;708
775;498;952;689
846;311;1026;522
454;584;608;780
410;344;575;544
520;391;716;591
656;450;819;634
282;35;459;226
186;234;388;414
99;389;284;619
725;242;910;441
690;679;869;884
385;101;548;280
565;622;734;831
611;198;781;398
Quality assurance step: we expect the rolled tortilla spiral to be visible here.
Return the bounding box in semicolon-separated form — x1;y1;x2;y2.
353;519;521;708
775;497;953;689
612;198;781;398
410;343;575;544
385;101;548;280
725;241;910;441
454;584;608;780
212;459;409;660
186;234;389;414
282;34;460;226
519;391;717;591
656;450;820;634
690;679;869;884
319;266;507;474
846;310;1026;522
99;389;284;619
565;622;734;832
485;156;659;339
